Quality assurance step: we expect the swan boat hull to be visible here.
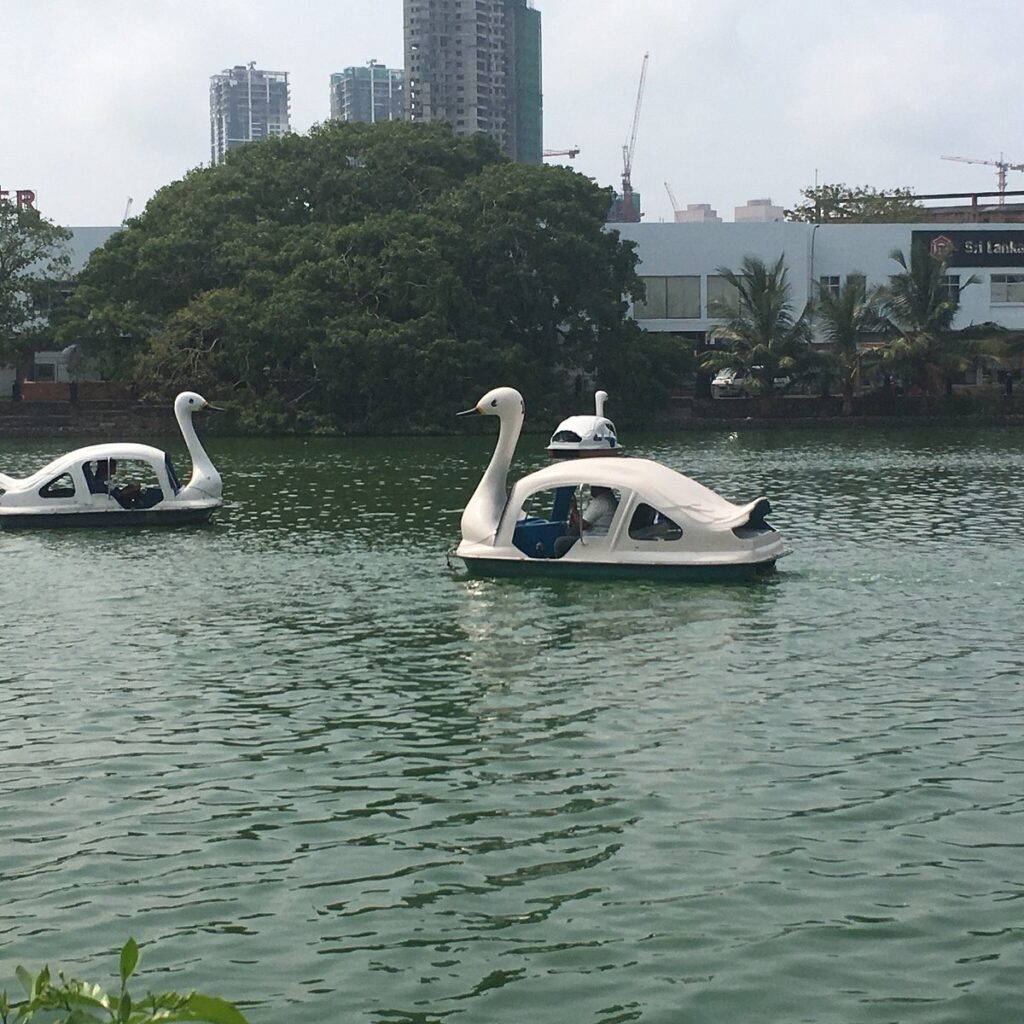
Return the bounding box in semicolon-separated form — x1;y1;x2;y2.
0;505;215;529
458;553;780;582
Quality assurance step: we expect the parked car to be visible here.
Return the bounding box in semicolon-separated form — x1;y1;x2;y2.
711;368;792;399
711;368;748;398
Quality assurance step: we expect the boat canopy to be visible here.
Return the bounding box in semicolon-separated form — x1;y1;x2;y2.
506;457;770;532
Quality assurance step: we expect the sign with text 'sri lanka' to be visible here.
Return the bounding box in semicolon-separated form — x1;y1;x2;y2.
0;189;37;209
913;229;1024;267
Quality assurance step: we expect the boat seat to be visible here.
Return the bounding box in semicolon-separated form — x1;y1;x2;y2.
135;487;164;509
512;516;572;558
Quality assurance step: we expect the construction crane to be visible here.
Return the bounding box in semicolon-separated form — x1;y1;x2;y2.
122;197;133;224
617;52;649;223
941;154;1024;204
665;181;681;219
543;147;580;159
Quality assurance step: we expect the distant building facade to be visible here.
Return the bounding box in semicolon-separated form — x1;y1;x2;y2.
210;64;291;164
674;203;722;224
617;220;1024;345
330;61;405;123
734;198;785;223
1;226;120;391
404;0;542;163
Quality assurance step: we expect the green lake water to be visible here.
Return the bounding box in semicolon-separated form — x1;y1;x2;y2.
1;425;1022;1023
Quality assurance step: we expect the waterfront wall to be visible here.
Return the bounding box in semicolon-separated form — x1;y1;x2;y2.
0;398;177;439
2;392;1023;439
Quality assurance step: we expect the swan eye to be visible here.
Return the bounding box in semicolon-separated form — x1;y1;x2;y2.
490;399;498;407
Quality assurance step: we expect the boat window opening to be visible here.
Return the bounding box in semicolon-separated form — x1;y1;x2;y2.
105;459;166;510
39;473;76;499
628;503;683;541
513;486;579;559
550;429;583;444
578;484;620;536
732;522;775;538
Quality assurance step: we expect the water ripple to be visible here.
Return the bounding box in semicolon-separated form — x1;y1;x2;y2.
1;427;1023;1022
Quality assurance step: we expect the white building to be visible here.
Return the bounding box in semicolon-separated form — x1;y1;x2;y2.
734;198;785;223
615;221;1024;342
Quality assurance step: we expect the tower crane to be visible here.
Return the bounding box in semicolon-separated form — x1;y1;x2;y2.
618;52;649;223
941;154;1024;204
542;147;581;159
665;181;681;218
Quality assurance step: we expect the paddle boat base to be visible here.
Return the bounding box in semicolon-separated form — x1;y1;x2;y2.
458;555;779;583
0;506;215;529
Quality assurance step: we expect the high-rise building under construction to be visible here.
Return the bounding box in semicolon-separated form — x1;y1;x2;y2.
404;0;542;164
330;61;405;123
209;64;291;165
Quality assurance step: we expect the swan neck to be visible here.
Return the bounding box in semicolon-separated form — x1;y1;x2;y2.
177;405;220;496
460;406;522;544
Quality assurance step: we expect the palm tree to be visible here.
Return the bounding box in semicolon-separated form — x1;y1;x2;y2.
702;254;812;394
814;272;883;415
876;247;983;395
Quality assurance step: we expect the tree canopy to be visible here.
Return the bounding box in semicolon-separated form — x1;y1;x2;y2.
813;273;884;413
786;183;924;223
874;246;998;394
701;254;813;393
0;202;72;364
58;120;652;431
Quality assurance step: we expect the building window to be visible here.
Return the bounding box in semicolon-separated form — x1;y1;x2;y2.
633;276;699;319
666;277;699;318
819;275;841;296
633;277;666;319
939;274;960;303
991;273;1024;303
706;275;740;317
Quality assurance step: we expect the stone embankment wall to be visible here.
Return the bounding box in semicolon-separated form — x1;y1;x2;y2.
3;392;1023;439
0;399;177;439
651;393;1024;429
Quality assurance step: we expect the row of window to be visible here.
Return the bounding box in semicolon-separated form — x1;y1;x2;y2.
632;276;739;320
634;273;1024;320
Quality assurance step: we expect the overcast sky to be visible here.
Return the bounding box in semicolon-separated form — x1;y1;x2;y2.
5;0;1024;227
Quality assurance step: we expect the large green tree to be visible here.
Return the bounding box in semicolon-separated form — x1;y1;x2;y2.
701;254;813;393
786;183;924;223
57;120;648;431
0;201;72;364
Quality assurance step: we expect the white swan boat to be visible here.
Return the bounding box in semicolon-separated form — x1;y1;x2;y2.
0;391;223;528
454;387;787;581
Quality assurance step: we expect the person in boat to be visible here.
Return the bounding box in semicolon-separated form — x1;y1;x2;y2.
89;459;142;508
581;485;618;535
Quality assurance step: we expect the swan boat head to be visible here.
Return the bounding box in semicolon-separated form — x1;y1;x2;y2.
174;391;223;502
456;386;525;546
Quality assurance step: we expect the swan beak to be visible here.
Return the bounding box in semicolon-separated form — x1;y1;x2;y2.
204;404;225;412
456;404;480;417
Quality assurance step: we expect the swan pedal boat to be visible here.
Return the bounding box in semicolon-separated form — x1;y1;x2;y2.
0;391;222;529
455;387;787;581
